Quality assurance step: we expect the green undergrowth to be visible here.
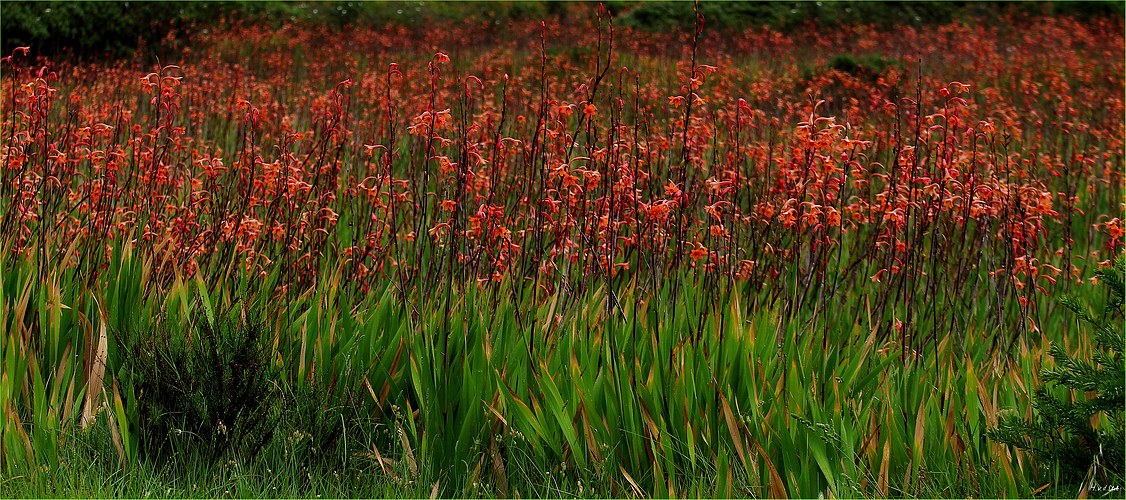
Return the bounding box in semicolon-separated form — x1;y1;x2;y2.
3;237;1120;498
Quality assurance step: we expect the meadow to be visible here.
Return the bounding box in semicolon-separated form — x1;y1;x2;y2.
1;4;1123;498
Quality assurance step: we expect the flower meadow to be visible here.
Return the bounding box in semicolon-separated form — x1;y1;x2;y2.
1;6;1123;498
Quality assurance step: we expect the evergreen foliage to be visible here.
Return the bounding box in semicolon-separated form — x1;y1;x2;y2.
990;255;1125;491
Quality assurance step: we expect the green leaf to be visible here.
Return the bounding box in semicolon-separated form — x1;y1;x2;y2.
196;274;215;331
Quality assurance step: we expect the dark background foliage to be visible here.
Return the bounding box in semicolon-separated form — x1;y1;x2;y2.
614;1;1125;31
2;1;1123;61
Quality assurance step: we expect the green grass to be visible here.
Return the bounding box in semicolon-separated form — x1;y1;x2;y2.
2;239;1117;498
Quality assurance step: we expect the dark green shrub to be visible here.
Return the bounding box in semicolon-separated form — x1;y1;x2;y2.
120;304;281;464
990;255;1124;491
828;54;861;75
829;53;897;77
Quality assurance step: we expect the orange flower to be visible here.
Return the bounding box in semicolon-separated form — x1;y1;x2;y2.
664;181;681;197
437;156;458;173
583;103;597;117
825;209;841;227
689;244;708;260
779;209;796;228
646;201;672;220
